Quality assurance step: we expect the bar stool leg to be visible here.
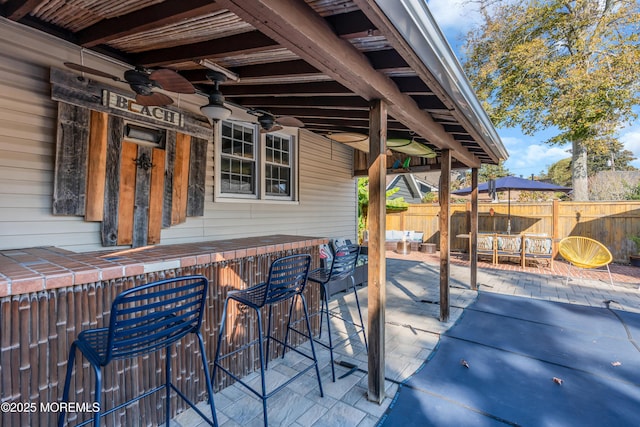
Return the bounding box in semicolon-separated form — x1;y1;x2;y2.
212;299;230;390
255;308;268;427
196;332;218;426
300;294;324;397
322;284;336;382
350;276;368;351
91;363;102;427
281;295;296;359
58;343;77;427
165;343;172;426
266;305;275;367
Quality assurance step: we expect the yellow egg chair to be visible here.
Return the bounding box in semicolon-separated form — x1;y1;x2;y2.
558;236;613;286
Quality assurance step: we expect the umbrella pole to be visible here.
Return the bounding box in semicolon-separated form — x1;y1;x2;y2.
507;189;511;234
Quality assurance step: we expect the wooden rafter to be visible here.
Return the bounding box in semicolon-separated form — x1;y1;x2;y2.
220;0;481;167
76;0;225;47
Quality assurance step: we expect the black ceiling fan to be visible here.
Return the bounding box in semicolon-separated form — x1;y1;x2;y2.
63;62;195;106
247;108;305;133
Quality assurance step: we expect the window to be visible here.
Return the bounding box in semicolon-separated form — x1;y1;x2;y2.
265;134;291;197
216;120;297;202
220;121;256;196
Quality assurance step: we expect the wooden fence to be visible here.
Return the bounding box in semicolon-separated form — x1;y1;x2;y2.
386;201;640;263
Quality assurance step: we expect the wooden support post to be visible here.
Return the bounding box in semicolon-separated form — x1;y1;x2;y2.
439;149;451;321
367;99;387;404
470;168;478;290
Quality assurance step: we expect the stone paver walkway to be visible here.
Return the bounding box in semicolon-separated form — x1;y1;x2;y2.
174;251;640;427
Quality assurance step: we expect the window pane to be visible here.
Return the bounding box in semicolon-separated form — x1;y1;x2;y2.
222;122;232;138
266;135;290;166
266;165;290;196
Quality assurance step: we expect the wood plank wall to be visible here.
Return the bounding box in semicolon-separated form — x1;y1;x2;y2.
0;247;321;426
385;201;640;263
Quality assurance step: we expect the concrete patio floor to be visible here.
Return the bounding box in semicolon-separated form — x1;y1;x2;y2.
174;252;640;427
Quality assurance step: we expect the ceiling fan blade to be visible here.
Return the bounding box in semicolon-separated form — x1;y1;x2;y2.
260;125;283;134
64;62;122;81
135;92;173;106
149;69;195;94
276;116;304;128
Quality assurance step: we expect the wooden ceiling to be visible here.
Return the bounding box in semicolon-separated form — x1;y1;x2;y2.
1;0;507;169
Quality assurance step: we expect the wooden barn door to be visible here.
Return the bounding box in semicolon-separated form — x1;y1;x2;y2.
54;106;207;248
116;141;166;247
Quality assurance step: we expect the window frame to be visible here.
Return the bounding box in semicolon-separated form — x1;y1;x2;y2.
214;120;298;203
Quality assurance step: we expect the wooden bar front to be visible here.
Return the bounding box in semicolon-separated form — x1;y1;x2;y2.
0;235;326;426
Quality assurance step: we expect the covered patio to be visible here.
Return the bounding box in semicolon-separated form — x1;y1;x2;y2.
1;1;508;426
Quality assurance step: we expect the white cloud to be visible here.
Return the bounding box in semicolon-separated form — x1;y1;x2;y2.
427;0;481;33
501;134;570;176
620;127;640;169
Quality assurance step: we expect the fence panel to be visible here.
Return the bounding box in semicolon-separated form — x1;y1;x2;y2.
385;201;640;263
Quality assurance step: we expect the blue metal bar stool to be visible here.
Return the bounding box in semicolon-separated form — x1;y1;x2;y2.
307;244;368;382
212;254;323;427
58;275;217;427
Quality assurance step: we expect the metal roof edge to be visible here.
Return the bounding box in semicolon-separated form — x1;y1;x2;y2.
373;0;508;161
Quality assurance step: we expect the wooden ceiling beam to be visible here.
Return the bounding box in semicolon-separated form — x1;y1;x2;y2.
2;0;41;21
302;119;408;131
261;107;371;119
76;0;224;48
135;10;385;68
229;96;370;109
220;81;353;97
135;30;277;67
220;0;480;167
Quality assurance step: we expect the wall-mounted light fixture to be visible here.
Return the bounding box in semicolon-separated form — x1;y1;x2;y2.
124;123;165;147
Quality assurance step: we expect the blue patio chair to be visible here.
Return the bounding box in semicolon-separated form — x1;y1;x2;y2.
58;275;217;427
307;244;368;382
212;254;323;427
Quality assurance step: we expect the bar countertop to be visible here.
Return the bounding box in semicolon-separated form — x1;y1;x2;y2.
0;235;328;297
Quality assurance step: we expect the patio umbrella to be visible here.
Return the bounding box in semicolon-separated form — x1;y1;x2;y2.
453;176;571;233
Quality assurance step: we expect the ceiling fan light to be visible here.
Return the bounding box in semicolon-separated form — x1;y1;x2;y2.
200;92;231;122
201;103;231;121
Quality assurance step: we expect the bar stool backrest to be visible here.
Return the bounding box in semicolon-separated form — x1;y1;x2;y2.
263;254;312;306
102;276;208;364
329;244;360;281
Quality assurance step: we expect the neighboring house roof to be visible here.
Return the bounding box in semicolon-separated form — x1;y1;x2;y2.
1;0;507;170
387;174;438;203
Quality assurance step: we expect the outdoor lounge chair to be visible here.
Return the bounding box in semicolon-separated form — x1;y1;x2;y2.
558;236;613;286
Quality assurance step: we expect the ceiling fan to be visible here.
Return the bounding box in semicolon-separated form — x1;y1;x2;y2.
63;62;195;106
247;108;305;133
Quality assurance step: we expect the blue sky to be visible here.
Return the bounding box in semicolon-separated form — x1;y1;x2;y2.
427;0;640;177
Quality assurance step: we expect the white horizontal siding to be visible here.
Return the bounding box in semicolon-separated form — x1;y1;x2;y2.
0;19;357;252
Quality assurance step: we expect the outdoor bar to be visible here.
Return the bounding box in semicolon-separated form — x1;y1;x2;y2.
0;235;326;425
0;0;512;425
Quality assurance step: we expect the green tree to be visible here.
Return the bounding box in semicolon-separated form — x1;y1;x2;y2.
479;161;511;182
357;178;408;241
463;0;640;201
587;140;637;173
542;158;573;186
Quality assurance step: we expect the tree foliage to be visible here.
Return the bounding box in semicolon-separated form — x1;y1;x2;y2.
463;0;640;200
357;178;408;241
542;157;573;186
